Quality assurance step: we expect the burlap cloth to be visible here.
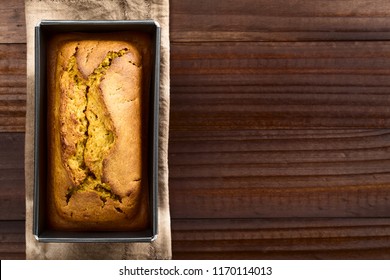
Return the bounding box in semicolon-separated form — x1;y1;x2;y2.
24;0;171;259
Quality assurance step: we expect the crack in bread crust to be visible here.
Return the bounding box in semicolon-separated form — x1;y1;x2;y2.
60;47;130;207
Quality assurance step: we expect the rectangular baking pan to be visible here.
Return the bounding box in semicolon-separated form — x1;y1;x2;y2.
33;20;160;242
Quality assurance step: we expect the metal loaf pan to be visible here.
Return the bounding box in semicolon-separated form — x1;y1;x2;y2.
33;20;160;242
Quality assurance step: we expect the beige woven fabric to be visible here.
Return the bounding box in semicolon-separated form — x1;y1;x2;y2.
24;0;171;259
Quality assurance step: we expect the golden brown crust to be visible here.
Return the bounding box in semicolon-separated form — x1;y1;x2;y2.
47;32;151;231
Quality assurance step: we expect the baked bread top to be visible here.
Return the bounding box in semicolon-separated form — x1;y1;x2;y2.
46;32;151;231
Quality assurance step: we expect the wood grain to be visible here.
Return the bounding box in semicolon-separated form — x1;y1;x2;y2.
0;0;26;44
0;133;25;220
169;129;390;218
172;218;390;259
171;42;390;129
0;44;26;132
171;0;390;42
0;221;25;260
168;0;390;258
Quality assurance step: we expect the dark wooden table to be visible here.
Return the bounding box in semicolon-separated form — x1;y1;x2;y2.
3;0;390;259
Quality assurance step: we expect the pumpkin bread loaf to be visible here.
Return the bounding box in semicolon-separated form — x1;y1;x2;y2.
46;32;151;231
